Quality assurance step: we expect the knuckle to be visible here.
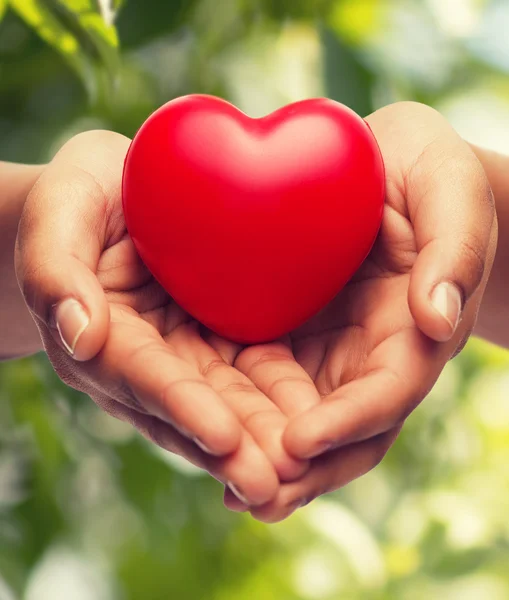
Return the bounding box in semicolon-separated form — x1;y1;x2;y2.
266;375;314;398
236;345;292;374
218;379;257;397
17;256;58;318
159;378;206;410
243;409;279;430
200;358;229;379
457;233;486;292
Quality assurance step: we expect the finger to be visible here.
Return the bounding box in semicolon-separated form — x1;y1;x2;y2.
240;410;309;482
249;428;400;523
15;130;131;361
72;306;243;457
135;413;279;506
175;327;309;481
235;340;323;480
93;394;278;507
235;340;322;417
224;487;249;512
96;394;208;469
366;102;497;342
210;432;280;506
284;327;440;459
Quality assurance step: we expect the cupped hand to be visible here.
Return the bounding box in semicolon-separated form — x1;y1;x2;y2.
15;102;497;524
15;131;323;507
226;102;497;522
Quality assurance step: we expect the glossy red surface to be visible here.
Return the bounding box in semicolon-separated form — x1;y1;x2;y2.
122;95;385;343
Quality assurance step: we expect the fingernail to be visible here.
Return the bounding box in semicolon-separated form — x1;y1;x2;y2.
193;436;214;454
311;440;337;457
290;498;308;511
228;482;250;505
430;282;462;336
54;299;89;360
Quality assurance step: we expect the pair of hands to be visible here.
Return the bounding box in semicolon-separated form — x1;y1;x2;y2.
15;101;497;523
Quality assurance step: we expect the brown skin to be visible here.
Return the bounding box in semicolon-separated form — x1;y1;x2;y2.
470;144;509;348
1;101;507;522
230;103;499;521
0;162;44;358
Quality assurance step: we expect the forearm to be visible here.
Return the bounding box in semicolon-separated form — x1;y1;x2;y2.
470;145;509;348
0;162;45;359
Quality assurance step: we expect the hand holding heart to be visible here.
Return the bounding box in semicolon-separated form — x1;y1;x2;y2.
15;100;496;522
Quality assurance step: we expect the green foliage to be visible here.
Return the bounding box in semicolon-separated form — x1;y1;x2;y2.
7;0;120;101
116;0;196;48
257;0;334;20
321;25;375;116
2;1;509;599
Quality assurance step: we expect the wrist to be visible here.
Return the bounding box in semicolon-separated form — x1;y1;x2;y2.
468;145;509;346
469;144;509;207
0;162;46;358
0;162;44;223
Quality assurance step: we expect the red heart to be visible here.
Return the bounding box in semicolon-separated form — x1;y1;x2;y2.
122;95;385;344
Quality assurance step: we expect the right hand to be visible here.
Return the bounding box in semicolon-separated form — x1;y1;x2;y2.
15;131;322;507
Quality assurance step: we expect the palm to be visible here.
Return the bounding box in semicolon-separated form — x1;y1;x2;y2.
98;201;426;519
93;226;316;505
225;202;447;520
23;107;495;522
238;185;488;523
287;203;416;395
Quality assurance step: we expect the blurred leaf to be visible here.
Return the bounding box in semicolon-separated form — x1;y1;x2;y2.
258;0;333;21
430;548;489;577
116;0;199;48
56;0;120;67
328;0;382;46
321;26;375;116
0;0;7;22
8;0;120;101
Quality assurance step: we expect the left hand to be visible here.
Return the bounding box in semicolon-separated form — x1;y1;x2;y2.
225;101;498;522
15;131;324;507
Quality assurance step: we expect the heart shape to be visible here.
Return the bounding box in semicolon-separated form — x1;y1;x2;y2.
122;95;385;343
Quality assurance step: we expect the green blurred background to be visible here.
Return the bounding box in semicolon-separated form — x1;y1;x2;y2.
1;1;509;598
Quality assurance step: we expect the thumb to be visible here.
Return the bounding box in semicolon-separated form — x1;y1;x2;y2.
367;102;497;344
15;130;131;361
406;142;497;342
